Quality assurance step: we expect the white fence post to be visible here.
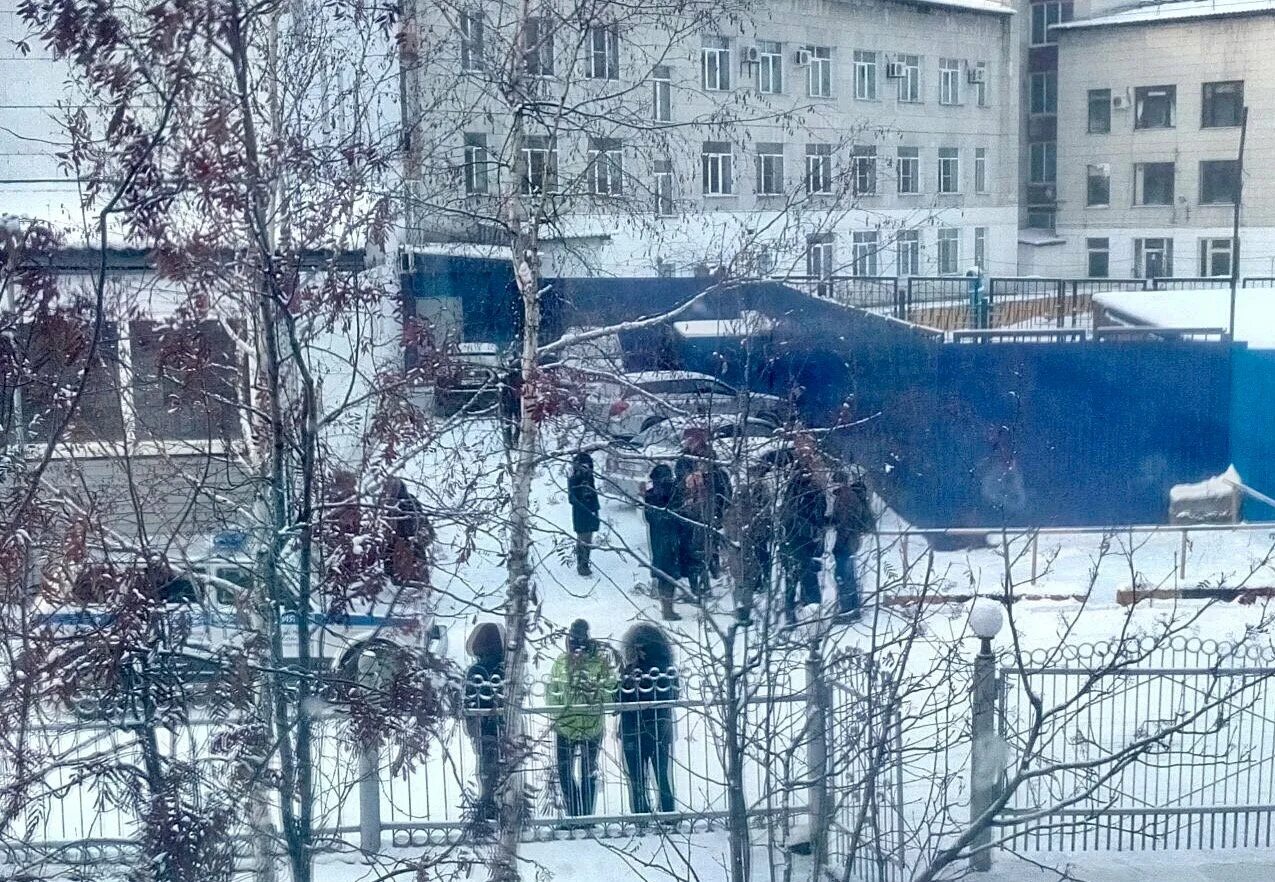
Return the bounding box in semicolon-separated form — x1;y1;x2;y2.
359;740;382;854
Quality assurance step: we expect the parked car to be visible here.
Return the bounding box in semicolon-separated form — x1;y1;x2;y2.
592;370;787;439
435;342;501;416
604;416;795;502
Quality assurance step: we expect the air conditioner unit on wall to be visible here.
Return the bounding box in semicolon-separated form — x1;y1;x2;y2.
1112;94;1130;110
967;66;987;84
794;48;812;66
885;61;906;78
743;45;760;64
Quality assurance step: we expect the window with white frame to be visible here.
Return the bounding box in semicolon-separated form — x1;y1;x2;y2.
937;147;959;194
937;228;960;274
807;46;832;98
806;144;832;194
807;232;835;278
852;231;879;276
702;141;732;194
897;54;921;103
524;17;554;76
974;147;988;194
1134;237;1173;278
463;133;489;194
588;24;619;79
896;229;920;276
939;58;961;105
459;10;483;71
1134;161;1174;205
973;226;988;271
702;37;730;91
1135;85;1176;129
652;66;671;122
1029;141;1056;185
1086;163;1110;206
1087;238;1110;278
587;137;623;195
1202;81;1244;128
1199;237;1235;277
974;61;989;107
1030;71;1056;114
758;40;783;94
854;50;877;100
1030;0;1062;46
520;135;556;194
654;159;674;215
755;143;785;195
852;146;877;195
897;147;920;194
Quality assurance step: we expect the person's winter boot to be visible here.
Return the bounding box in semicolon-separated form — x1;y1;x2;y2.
661;596;682;621
576;544;592;577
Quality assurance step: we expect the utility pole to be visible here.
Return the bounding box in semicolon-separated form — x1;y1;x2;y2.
1228;106;1248;340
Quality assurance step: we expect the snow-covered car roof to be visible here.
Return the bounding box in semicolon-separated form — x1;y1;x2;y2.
620;370;730;384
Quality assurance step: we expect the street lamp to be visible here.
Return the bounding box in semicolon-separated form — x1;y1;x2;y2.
967;598;1004;872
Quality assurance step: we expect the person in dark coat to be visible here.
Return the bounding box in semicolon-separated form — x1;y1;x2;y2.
464;622;506;820
643;464;682;621
779;459;826;624
672;455;710;600
724;472;772;626
567;451;601;577
616;623;679;814
830;468;875;623
500;362;522;449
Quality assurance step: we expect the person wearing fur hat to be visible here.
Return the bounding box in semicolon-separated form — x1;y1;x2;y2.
546;619;617;818
616;624;679;814
464;622;506;820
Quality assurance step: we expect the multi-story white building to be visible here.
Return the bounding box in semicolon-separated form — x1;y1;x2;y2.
1020;0;1273;279
401;0;1020;282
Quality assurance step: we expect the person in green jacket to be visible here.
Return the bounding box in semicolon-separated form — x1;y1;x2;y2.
547;619;617;817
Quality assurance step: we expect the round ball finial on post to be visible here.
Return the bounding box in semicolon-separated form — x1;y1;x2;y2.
969;598;1004;657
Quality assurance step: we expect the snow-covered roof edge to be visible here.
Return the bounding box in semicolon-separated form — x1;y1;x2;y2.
1057;0;1275;30
886;0;1015;15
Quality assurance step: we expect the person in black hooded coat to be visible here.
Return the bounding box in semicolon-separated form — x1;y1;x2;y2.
464;622;506;820
568;451;601;577
643;464;682;621
615;623;679;814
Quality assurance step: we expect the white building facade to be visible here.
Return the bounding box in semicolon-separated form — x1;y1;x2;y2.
1021;0;1274;280
400;0;1020;281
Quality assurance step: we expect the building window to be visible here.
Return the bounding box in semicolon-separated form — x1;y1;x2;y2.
807;46;832;98
1134;85;1175;129
1088;89;1111;133
1202;81;1244;128
805;144;832;194
896;229;920;276
758;40;783;94
520;135;556;194
897;54;921;103
1027;209;1055;230
652;66;671;122
1030;0;1062;46
851;231;879;277
1134;162;1174;205
937;228;959;274
588;24;619;79
463;133;489;194
755;143;785;195
702;37;730;91
702;141;732;194
807;233;835;278
973;227;987;271
974;147;988;194
654;159;674;215
1199;238;1235;277
459;10;483;71
1029;142;1056;185
974;62;989;107
524;17;554;76
1200;159;1240;204
897;147;920;194
939;58;961;105
1030;71;1056;115
1135;238;1173;278
937;148;959;194
1086;164;1110;206
854;50;877;100
587;137;623;195
1087;238;1110;278
852;146;877;195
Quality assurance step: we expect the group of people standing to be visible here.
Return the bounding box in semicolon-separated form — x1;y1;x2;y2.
463;618;679;822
